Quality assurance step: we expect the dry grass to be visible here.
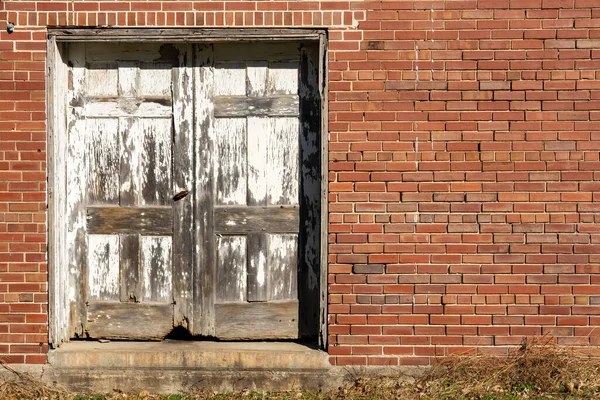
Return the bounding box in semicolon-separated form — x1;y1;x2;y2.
2;337;600;399
0;361;71;400
417;336;600;399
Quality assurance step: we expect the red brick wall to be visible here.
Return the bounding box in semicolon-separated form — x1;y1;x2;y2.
1;0;600;366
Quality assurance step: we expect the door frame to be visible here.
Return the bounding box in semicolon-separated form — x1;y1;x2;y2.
47;28;329;349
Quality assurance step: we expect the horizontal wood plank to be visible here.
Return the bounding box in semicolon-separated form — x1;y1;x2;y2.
84;100;172;118
87;207;173;235
214;96;298;117
50;28;325;42
85;302;173;340
214;206;299;234
214;301;299;340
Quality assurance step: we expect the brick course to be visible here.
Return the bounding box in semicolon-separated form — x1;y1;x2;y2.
1;0;600;366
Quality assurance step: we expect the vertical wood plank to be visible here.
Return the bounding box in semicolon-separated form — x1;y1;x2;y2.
246;233;268;302
140;62;172;96
268;62;299;95
194;43;216;336
86;63;118;97
246;117;270;206
119;234;140;302
87;234;120;301
268;234;298;301
246;61;267;96
214;62;246;96
268;117;300;206
139;118;172;206
141;236;173;302
48;39;71;347
216;236;247;303
118;61;140;97
172;44;194;330
214;118;247;205
119;117;138;206
66;42;88;337
87;118;120;205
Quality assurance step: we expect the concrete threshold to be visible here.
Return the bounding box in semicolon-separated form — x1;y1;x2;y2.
45;340;342;393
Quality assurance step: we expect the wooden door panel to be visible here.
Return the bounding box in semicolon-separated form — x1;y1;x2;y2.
87;118;120;205
214;301;299;339
135;118;173;206
216;235;247;303
67;43;194;340
268;234;298;301
140;236;173;302
214;118;247;205
87;234;120;301
203;44;303;339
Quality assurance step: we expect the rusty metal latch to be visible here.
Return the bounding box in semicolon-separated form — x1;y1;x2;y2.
172;189;189;202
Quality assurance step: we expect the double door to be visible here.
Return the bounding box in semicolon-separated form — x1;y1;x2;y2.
65;42;321;340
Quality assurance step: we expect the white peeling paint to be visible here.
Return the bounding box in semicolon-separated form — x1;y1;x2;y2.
139;62;172;97
268;118;299;205
214;118;247;205
217;236;247;302
87;234;120;300
214;62;246;96
256;251;266;286
268;234;297;300
141;236;173;302
86;64;118;97
267;62;298;95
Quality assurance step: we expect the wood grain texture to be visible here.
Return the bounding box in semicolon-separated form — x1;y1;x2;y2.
50;28;325;42
193;43;216;336
119;118;138;207
269;117;300;206
86;62;118;97
119;234;140;302
140;62;172;96
87;207;173;235
118;61;140;97
172;44;194;331
87;234;120;301
66;42;88;338
247;117;270;206
213;95;299;117
214;301;299;340
268;234;298;301
268;62;299;95
214;206;299;234
246;61;267;96
48;39;71;347
214;117;247;205
141;236;173;302
84;100;172;118
246;233;268;302
138;118;172;206
85;302;173;340
87;118;120;205
214;62;246;96
216;236;247;303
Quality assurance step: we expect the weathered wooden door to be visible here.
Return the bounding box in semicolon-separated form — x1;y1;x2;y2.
66;43;193;340
193;43;321;339
64;41;320;341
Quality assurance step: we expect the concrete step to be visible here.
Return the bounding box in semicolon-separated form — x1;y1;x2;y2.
46;340;339;393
